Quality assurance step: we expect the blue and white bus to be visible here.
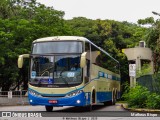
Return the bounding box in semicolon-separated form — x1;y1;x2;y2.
18;36;121;111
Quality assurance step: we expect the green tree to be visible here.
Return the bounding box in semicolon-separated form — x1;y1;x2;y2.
0;0;149;91
136;64;152;78
0;0;73;91
138;17;160;73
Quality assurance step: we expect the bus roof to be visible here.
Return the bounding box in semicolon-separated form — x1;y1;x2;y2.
33;36;89;43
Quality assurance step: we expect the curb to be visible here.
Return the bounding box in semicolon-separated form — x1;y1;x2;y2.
121;103;160;113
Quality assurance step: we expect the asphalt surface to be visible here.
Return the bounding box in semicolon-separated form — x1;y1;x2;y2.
0;104;160;120
0;103;124;112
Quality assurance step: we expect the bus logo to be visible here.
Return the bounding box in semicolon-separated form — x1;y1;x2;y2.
2;112;11;117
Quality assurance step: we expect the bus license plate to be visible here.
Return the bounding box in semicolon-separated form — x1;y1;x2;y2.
49;100;58;104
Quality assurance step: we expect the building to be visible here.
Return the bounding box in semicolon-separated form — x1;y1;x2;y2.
122;41;154;87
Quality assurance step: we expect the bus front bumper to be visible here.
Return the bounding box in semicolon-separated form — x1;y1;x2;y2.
28;91;86;107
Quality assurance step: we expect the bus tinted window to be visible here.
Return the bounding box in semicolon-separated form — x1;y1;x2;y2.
32;41;82;54
85;42;90;51
91;45;119;74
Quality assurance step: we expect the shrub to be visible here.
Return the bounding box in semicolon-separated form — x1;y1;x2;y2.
122;85;150;108
152;73;160;94
146;93;160;109
123;84;160;109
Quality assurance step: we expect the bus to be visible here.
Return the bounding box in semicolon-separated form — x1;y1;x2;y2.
18;36;121;111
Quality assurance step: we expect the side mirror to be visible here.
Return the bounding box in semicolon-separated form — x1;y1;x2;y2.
18;54;29;68
80;52;87;68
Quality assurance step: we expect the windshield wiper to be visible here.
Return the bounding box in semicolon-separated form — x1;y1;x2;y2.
40;64;54;76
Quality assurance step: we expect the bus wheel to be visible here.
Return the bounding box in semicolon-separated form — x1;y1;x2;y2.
112;91;117;105
86;91;95;111
45;106;53;112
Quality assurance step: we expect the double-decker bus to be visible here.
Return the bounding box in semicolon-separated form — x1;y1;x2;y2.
18;36;121;111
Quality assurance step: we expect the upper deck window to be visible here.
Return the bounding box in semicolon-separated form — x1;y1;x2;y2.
32;41;82;54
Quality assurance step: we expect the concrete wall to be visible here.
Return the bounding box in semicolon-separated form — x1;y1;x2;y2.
122;47;154;73
122;47;152;61
0;91;29;106
0;97;29;106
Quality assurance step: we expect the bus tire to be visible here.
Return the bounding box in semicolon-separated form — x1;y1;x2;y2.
112;91;117;105
112;91;115;105
92;90;96;104
112;99;115;105
45;106;53;112
86;90;95;111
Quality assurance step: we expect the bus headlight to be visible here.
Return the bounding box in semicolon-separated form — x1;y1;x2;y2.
29;90;41;97
65;90;83;97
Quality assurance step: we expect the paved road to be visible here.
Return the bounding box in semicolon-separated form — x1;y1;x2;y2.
0;103;124;112
0;104;159;120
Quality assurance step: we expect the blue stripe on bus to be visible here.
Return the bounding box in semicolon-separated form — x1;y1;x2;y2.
97;91;112;102
97;91;121;102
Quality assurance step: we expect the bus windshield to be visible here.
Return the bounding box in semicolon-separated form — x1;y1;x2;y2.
30;55;82;88
32;41;82;54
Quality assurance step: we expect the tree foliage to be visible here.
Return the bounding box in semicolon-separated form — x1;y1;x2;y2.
66;17;147;86
138;17;160;73
136;64;152;78
0;0;73;90
0;0;150;91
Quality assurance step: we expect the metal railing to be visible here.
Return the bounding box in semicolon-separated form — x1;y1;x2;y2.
0;90;29;106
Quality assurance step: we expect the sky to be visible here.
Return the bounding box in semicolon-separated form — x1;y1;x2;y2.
36;0;160;23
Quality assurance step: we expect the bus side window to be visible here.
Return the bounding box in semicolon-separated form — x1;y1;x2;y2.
85;42;90;51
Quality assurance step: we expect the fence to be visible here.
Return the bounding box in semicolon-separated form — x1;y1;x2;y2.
0;90;29;106
137;75;153;91
137;74;160;93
